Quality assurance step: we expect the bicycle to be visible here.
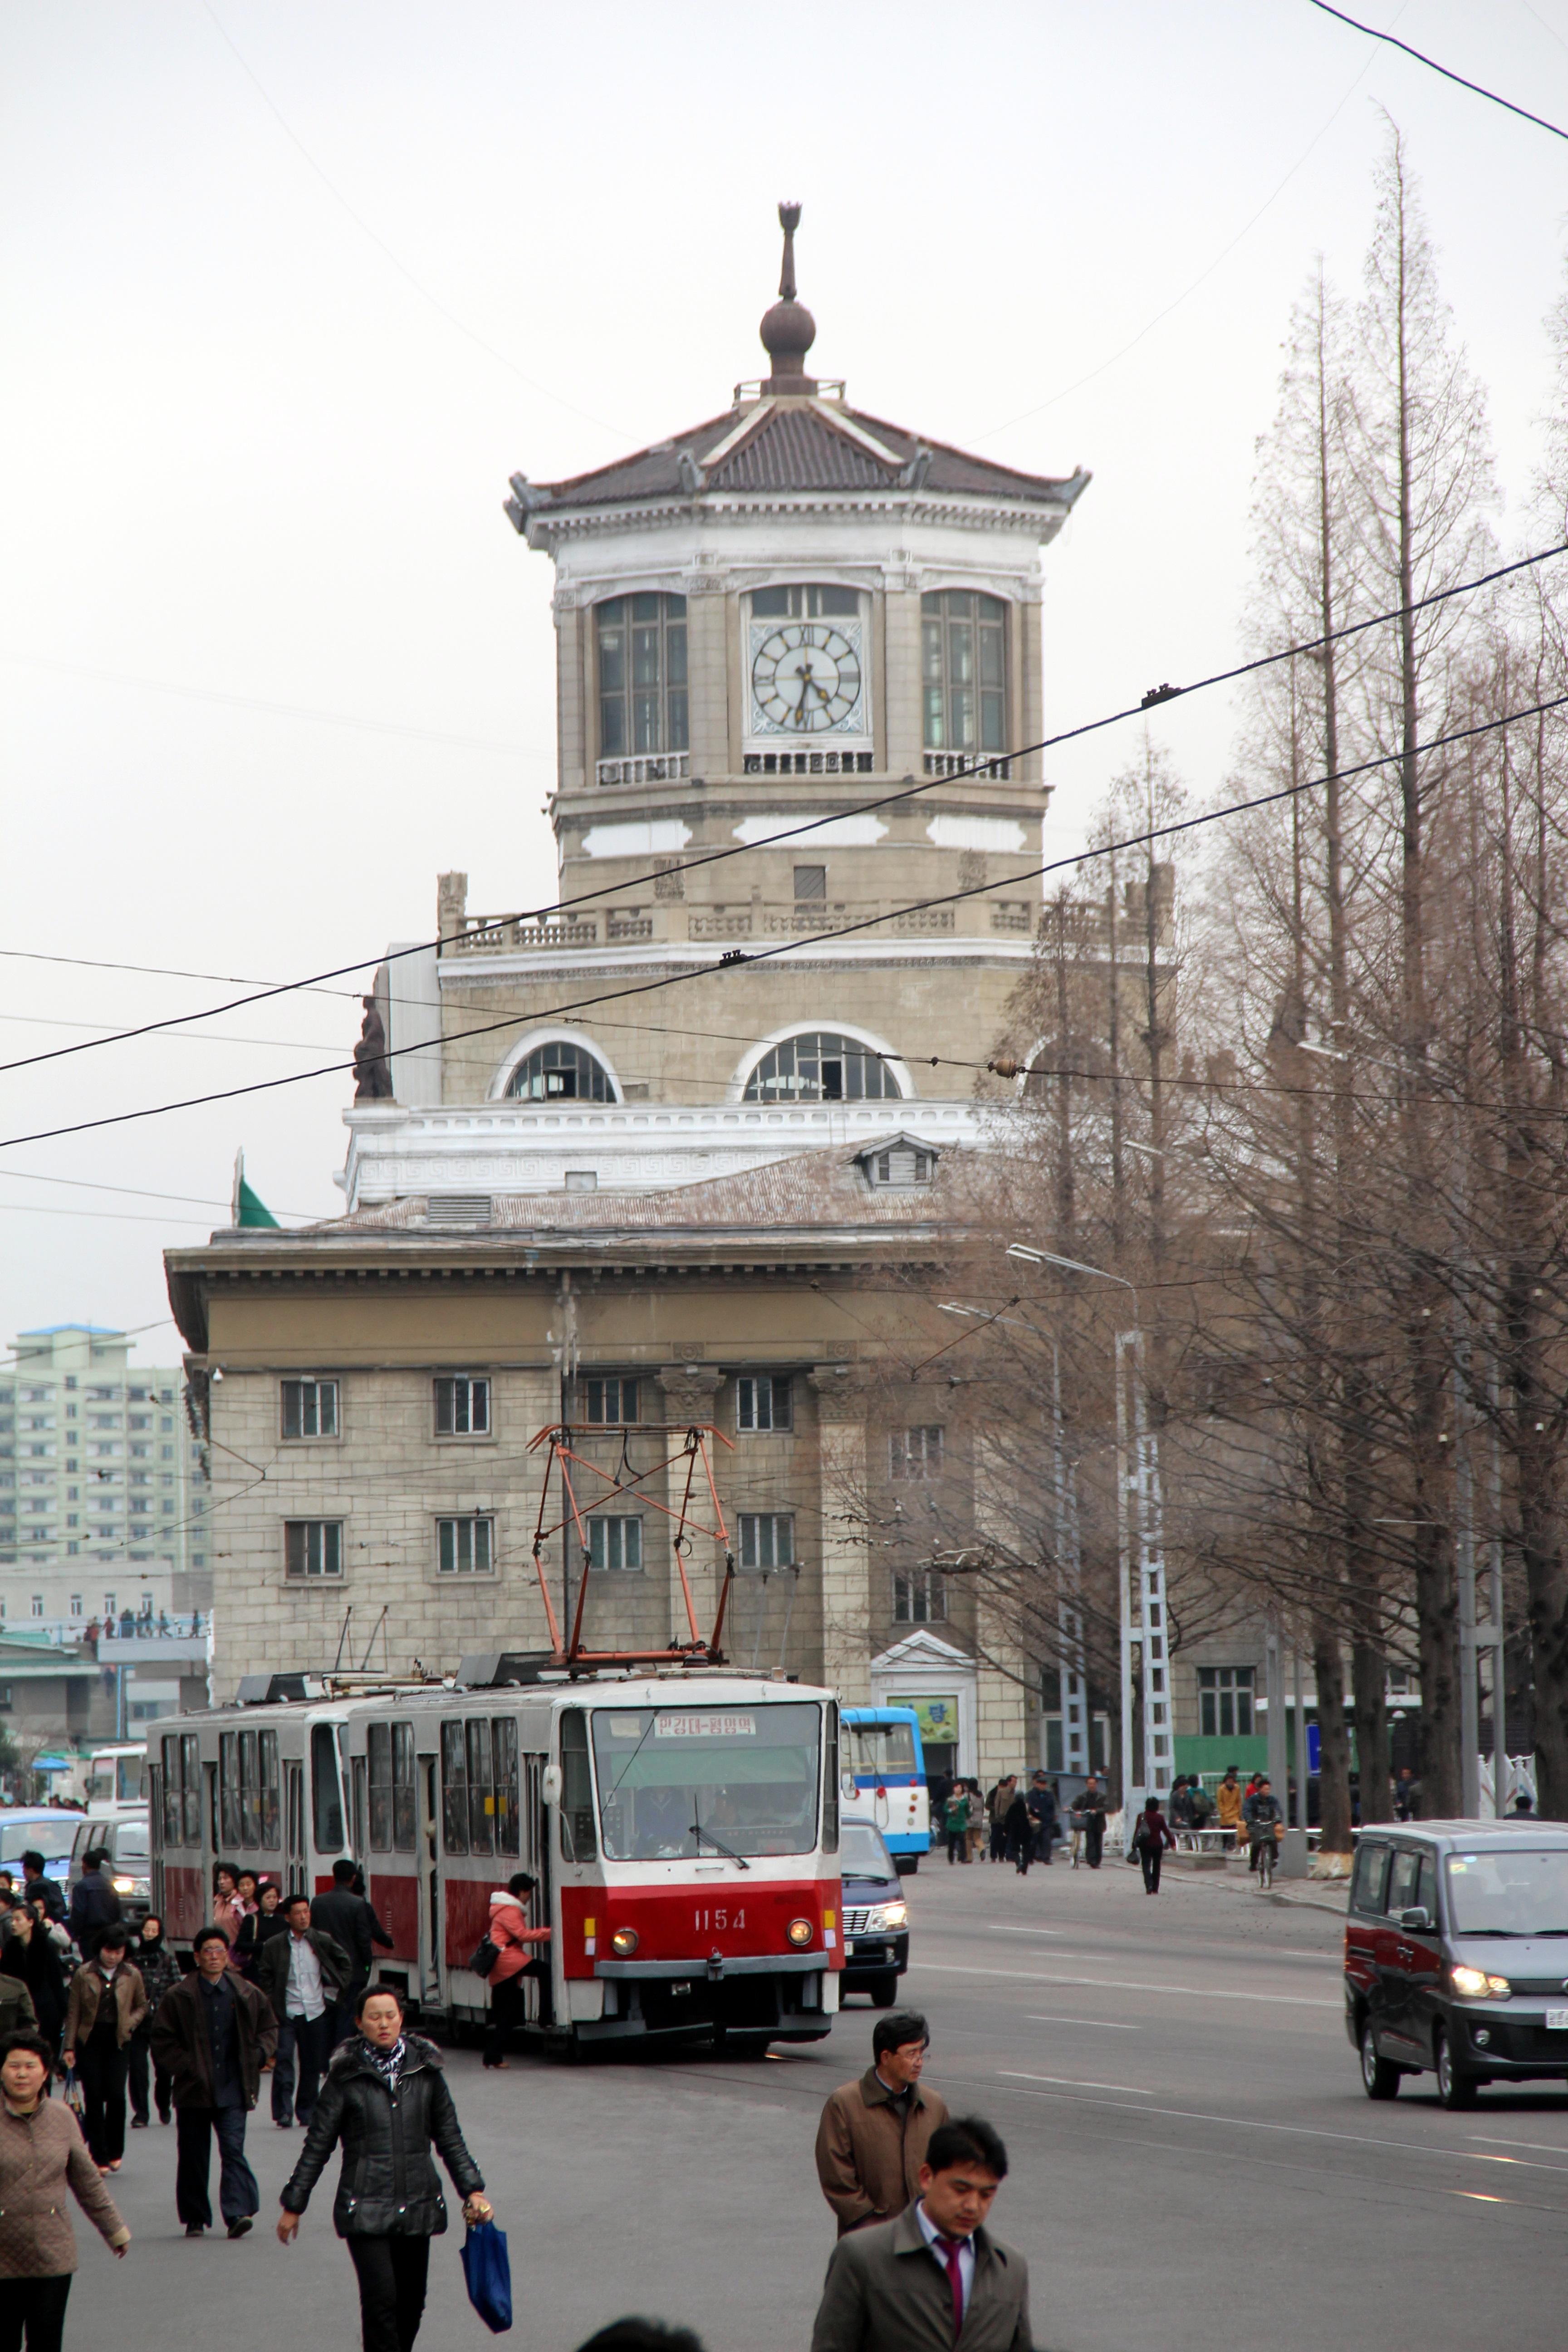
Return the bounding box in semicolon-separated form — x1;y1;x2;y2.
1252;1830;1278;1890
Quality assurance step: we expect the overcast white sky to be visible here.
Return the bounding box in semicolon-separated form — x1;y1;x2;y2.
2;0;1566;1357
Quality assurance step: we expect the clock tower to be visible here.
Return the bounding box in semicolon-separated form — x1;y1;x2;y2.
347;203;1088;1202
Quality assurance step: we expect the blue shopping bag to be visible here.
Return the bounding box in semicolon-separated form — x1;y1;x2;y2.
460;2219;513;2333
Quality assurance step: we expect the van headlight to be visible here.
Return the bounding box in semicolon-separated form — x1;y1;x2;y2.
1450;1965;1511;1999
112;1877;137;1896
865;1903;908;1932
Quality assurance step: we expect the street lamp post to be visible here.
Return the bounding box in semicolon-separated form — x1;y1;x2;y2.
1006;1245;1174;1832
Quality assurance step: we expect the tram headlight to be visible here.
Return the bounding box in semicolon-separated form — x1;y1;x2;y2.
610;1927;639;1957
787;1918;815;1947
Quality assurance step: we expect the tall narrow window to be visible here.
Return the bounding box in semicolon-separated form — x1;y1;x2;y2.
559;1709;597;1863
494;1718;520;1857
890;1427;944;1480
285;1522;343;1578
740;1512;794;1568
311;1722;344;1854
893;1569;947;1624
584;1377;638;1425
259;1730;281;1850
467;1718;495;1856
921;590;1007;754
392;1724;416;1853
239;1729;261;1847
588;1516;642;1571
438;1517;493;1575
368;1723;393;1851
597;593;687;758
441;1720;469;1856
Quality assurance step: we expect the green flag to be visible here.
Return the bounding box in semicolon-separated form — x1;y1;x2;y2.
232;1149;279;1229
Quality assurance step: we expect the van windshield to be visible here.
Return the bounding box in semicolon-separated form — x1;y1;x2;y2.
591;1703;822;1860
1447;1848;1568;1936
0;1821;77;1868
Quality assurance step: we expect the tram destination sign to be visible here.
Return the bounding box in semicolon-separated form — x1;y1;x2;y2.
652;1713;757;1740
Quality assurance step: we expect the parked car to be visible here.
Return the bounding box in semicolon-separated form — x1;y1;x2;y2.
66;1809;152;1930
1346;1819;1568;2108
839;1816;909;2008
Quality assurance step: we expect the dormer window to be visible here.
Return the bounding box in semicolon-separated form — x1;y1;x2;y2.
857;1134;939;1188
596;594;687;761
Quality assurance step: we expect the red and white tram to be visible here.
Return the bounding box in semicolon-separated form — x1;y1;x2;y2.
346;1666;844;2054
150;1679;367;1940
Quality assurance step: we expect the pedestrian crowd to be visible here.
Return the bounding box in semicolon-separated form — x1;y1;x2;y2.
930;1770;1110;1873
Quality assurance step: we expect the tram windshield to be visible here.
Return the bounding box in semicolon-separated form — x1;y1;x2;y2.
591;1703;823;1861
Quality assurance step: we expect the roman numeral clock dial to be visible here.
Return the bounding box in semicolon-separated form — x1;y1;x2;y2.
751;622;862;734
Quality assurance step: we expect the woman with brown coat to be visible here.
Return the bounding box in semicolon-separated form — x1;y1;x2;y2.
0;2029;128;2352
60;1926;147;2172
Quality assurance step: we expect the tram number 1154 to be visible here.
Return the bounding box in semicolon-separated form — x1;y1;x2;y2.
695;1909;744;1931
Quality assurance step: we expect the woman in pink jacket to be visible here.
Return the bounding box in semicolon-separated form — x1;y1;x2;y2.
481;1872;552;2070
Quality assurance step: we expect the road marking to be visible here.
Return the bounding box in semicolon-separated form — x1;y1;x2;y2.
1472;2135;1568;2156
1025;2015;1139;2029
984;2080;1568;2171
915;1960;1340;2009
985;1924;1064;1936
1006;2071;1151;2095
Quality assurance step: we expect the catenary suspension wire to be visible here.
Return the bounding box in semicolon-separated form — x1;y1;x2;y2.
0;539;1558;1086
1305;0;1568;140
4;687;1565;1154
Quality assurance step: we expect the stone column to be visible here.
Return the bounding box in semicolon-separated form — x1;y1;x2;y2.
684;577;729;777
975;1587;1029;1785
808;1368;872;1703
882;581;924;778
656;1364;725;1646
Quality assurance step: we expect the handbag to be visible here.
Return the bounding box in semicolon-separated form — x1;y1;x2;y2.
466;1936;500;1979
460;2218;513;2333
61;2064;84;2119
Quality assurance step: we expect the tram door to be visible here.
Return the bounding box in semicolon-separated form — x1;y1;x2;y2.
285;1762;306;1889
418;1751;442;2009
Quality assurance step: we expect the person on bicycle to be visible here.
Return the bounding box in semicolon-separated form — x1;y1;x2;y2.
1243;1778;1283;1884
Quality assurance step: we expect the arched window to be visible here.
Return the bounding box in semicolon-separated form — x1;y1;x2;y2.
506;1041;617;1104
742;1031;904;1105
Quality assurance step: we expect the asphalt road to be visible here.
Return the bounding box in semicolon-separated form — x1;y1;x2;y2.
68;1858;1568;2350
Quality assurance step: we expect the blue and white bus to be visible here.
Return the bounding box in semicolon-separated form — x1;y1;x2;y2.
841;1706;930;1872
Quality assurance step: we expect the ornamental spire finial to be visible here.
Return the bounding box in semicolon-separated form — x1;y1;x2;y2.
759;200;817;396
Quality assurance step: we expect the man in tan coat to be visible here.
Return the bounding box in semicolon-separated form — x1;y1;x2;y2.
815;2010;949;2235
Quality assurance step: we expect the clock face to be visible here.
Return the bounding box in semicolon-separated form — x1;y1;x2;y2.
750;621;863;735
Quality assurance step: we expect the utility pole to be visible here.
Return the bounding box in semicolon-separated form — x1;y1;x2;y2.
1052;1348;1089;1779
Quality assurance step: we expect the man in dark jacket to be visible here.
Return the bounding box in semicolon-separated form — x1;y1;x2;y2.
0;1964;38;2043
1024;1773;1057;1867
150;1924;277;2239
254;1894;350;2127
311;1859;394;2044
811;2115;1032;2352
20;1853;65;1926
68;1850;122;1958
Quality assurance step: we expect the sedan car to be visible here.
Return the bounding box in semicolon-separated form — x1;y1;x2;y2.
839;1816;909;2008
1346;1820;1568;2107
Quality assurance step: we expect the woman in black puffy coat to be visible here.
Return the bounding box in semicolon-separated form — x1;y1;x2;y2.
276;1984;491;2352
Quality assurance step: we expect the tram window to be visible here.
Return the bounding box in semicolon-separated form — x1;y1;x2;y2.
181;1735;201;1848
161;1735;182;1847
219;1733;242;1851
559;1709;597;1863
823;1700;839;1856
467;1719;494;1856
259;1731;280;1849
352;1758;368;1860
494;1718;520;1858
312;1724;344;1854
238;1730;261;1847
441;1722;468;1856
368;1723;393;1851
392;1724;416;1852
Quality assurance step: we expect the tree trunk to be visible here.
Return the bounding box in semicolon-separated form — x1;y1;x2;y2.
1313;1622;1354;1853
1352;1637;1392;1821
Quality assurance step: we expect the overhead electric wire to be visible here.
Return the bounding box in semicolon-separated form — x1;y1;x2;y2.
0;539;1560;1090
5;685;1568;1155
1305;0;1568;140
